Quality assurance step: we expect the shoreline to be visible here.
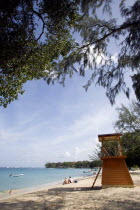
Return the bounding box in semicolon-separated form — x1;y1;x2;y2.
0;171;139;201
0;167;93;194
0;172;140;209
0;174;94;201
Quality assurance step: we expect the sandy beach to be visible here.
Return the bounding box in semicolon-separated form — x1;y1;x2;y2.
0;172;140;210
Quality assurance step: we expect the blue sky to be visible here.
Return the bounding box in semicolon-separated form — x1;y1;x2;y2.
0;0;136;168
0;71;136;167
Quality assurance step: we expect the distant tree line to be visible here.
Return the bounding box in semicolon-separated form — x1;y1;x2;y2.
45;160;102;169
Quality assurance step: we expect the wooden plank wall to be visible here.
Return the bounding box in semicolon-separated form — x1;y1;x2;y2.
102;157;134;188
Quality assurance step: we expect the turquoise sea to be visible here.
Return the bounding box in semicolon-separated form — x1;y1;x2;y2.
0;168;93;192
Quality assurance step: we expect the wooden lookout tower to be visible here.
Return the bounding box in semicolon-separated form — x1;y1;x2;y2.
98;133;134;188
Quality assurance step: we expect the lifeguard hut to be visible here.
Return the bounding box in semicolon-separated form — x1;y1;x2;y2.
98;133;134;188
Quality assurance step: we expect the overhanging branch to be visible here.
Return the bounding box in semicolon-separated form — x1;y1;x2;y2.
79;21;140;49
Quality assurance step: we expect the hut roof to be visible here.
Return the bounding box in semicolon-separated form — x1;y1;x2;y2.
98;133;122;142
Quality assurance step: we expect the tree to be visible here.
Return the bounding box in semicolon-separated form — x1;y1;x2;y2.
89;159;102;168
114;100;140;167
89;143;102;167
1;0;140;107
120;133;140;168
115;100;140;133
0;0;79;107
45;160;93;168
89;101;140;168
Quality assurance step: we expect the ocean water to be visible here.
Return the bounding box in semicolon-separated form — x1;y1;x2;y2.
0;168;93;192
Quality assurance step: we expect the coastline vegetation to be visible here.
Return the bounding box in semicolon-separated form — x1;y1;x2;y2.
45;160;101;169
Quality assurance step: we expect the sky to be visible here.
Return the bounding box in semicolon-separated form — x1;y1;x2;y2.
0;72;136;168
0;0;136;168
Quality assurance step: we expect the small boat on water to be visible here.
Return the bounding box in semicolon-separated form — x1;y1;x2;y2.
9;174;24;177
83;170;97;175
83;171;91;173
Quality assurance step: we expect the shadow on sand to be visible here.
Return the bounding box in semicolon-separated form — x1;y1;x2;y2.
1;185;140;210
0;190;65;210
0;186;102;210
48;185;102;193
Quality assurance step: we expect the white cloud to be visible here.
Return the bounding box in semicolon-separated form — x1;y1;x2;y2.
51;105;116;147
64;151;71;158
0;103;115;166
83;45;118;67
73;146;88;160
0;69;135;167
111;53;118;63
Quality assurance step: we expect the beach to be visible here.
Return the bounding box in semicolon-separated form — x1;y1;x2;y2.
0;172;140;209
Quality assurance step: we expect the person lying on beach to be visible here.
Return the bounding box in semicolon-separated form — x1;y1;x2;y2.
63;178;68;185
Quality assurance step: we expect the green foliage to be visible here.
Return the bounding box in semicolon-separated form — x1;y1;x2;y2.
89;100;140;168
0;0;78;107
88;159;102;168
121;133;140;168
1;0;140;107
114;101;140;167
53;0;140;105
115;100;140;133
45;160;101;168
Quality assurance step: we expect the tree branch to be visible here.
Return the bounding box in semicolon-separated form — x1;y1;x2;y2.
27;0;45;41
79;21;140;49
31;9;45;41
